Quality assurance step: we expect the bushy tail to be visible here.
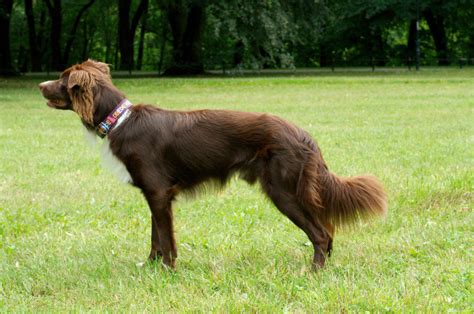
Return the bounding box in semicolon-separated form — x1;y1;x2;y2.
321;172;387;227
296;151;387;227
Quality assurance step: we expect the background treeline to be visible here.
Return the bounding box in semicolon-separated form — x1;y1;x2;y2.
1;0;473;75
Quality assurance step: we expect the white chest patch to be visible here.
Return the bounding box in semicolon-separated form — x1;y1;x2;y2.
101;139;133;184
84;129;133;184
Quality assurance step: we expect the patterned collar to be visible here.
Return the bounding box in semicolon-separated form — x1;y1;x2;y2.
96;99;132;138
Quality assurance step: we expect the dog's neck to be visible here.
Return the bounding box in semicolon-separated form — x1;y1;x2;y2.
87;84;126;130
96;99;132;138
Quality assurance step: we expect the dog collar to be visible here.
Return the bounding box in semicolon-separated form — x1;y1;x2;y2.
96;99;132;138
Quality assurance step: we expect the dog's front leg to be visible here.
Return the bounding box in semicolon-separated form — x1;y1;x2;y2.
144;189;177;269
148;215;162;261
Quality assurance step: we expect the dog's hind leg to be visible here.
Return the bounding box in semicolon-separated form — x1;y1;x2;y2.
323;221;334;257
260;159;331;269
266;190;331;269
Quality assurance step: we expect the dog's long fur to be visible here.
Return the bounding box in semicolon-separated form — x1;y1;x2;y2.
39;60;387;269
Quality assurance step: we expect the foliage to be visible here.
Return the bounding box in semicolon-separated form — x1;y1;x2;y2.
1;0;473;74
205;0;326;69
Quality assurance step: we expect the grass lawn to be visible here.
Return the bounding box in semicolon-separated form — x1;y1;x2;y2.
0;68;472;311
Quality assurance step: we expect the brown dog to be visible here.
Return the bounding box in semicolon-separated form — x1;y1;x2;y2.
39;60;387;270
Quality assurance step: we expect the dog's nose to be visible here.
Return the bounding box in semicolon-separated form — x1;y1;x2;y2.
38;80;52;91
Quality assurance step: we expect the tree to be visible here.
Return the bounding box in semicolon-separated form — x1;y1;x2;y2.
161;0;206;75
118;0;148;71
423;7;448;65
43;0;96;70
402;0;469;65
407;19;417;66
3;0;474;72
322;0;399;67
25;0;46;71
0;0;14;75
205;0;326;70
136;6;148;70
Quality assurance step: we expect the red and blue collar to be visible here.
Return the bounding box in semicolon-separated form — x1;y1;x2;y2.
96;99;132;138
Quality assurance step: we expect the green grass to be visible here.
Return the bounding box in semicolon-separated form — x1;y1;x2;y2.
0;68;472;311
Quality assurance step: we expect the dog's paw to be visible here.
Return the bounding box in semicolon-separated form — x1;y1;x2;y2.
312;247;326;270
148;250;163;262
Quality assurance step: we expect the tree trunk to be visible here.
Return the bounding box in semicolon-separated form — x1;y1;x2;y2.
43;0;63;70
118;0;148;71
319;43;330;67
233;40;244;67
136;12;147;70
371;27;386;67
469;35;474;65
0;0;15;75
423;8;449;65
62;0;96;66
105;38;112;64
157;16;167;74
114;39;119;70
81;21;89;60
407;19;417;66
44;0;95;70
163;0;205;75
181;3;204;72
118;0;132;71
37;6;46;63
25;0;42;71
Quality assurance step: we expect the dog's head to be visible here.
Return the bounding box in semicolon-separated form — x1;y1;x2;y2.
39;60;113;125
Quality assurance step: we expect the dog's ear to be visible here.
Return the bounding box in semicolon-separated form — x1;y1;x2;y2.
68;70;95;125
68;69;93;90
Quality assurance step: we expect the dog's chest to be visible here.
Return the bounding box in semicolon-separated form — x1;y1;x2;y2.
100;138;133;184
84;128;133;184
